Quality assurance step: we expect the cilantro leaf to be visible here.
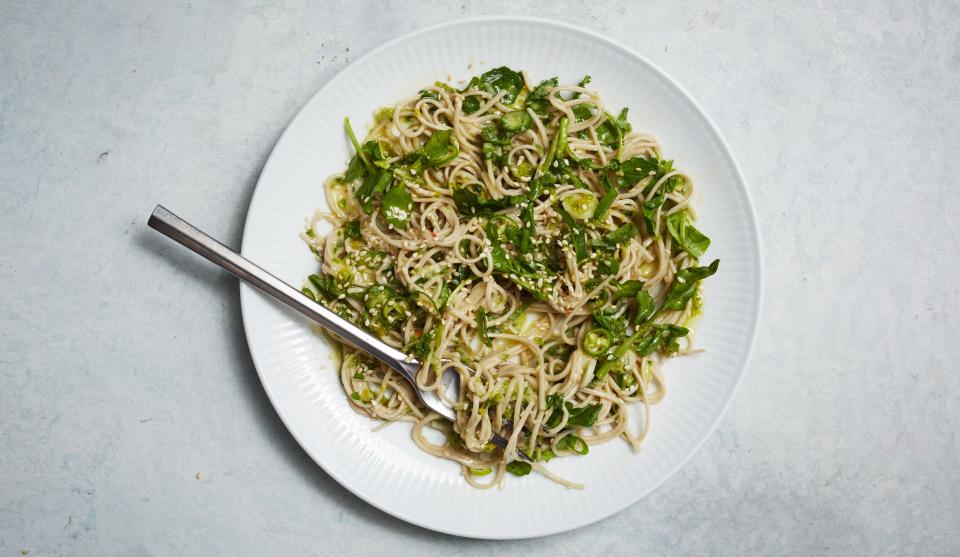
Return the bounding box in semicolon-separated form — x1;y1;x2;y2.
526;76;558;114
407;327;439;360
666;211;711;258
381;183;413;229
565;404;601;427
422;129;459;167
355;168;392;214
634;290;656;324
636;324;689;356
490;246;549;301
662;259;720;310
478;66;524;104
343;155;366;182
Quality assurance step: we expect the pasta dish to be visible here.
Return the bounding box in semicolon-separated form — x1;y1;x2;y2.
301;67;719;488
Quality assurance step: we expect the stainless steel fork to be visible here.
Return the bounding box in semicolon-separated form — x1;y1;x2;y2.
148;205;530;461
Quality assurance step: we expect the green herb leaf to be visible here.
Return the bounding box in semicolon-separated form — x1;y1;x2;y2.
634;290;656;324
567;403;600;426
361;140;387;162
614;280;645;299
343;155;366;182
544;394;565;429
490;246;549;301
308;273;343;301
407;326;439;361
572;103;594;122
452;186;515;216
392;151;425;184
598;257;620;276
482;141;506;167
664;174;685;193
344;117;374;173
508;300;532;330
662;259;720;311
666;211;711;258
596;108;633;159
557;434;590;455
619;156;673;190
458;76;480;93
592;308;627;340
603;222;638;246
525;173;554;202
477;308;492;347
461;95;481;114
506;460;532;476
526;77;558;115
595;316;671;380
485;214;519;246
381;183;413;229
421;129;459;167
355;168;393;214
478;66;524;104
636;324;689;356
363;284;397;311
642;191;666;235
616;108;631;133
344;219;362;239
481;122;511;167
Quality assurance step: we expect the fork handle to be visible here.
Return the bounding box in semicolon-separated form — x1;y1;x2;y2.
147;205;418;379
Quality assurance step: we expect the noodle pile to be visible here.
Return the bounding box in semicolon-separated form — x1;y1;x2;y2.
301;68;719;489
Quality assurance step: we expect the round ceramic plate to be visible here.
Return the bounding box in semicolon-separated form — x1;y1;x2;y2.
240;16;761;539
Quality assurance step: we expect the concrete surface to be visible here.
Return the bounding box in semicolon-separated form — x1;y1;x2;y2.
2;1;959;555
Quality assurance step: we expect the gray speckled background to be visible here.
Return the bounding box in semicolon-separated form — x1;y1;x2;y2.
2;1;959;555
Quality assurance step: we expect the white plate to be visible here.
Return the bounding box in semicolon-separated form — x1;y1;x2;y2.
239;16;762;539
